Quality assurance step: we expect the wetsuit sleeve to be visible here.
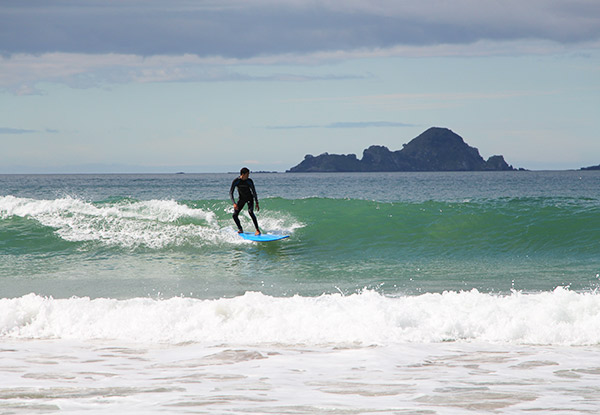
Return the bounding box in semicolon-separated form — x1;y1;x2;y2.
249;179;258;203
229;179;238;204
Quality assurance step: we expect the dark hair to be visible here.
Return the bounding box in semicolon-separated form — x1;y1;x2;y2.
240;167;250;175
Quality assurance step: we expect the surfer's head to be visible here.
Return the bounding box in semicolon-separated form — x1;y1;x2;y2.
240;167;250;179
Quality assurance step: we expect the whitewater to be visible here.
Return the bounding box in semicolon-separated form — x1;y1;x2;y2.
3;289;600;346
1;171;599;413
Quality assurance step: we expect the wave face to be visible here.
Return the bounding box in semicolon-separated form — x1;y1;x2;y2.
284;196;599;257
2;288;600;346
1;194;597;257
2;192;600;298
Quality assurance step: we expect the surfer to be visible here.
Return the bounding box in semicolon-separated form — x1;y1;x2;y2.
230;167;261;235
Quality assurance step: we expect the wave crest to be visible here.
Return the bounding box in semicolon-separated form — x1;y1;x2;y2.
2;288;600;346
0;196;299;249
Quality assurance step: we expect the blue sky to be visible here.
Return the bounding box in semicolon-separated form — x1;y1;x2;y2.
1;0;599;173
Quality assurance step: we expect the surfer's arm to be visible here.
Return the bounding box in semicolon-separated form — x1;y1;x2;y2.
229;179;238;205
249;179;259;211
249;180;259;201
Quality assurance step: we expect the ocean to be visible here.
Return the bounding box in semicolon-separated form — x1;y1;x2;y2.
1;171;599;414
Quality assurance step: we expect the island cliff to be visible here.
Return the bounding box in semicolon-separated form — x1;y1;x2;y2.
287;127;515;172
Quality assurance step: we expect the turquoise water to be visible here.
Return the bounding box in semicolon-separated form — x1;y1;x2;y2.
1;171;599;299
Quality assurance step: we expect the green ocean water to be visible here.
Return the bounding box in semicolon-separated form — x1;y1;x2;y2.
1;171;599;299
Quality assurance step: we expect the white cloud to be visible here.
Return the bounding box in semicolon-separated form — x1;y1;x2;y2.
2;36;599;95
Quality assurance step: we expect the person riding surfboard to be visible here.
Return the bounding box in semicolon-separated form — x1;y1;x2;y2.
229;167;261;236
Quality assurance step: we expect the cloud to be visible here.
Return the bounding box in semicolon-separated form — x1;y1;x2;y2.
0;127;37;134
0;127;58;134
0;52;369;94
1;0;599;58
326;121;415;129
267;121;415;130
1;1;598;94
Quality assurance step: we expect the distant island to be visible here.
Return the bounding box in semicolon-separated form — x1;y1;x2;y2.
581;164;600;171
287;127;517;172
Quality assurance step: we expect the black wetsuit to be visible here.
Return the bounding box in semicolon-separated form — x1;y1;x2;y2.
229;177;259;232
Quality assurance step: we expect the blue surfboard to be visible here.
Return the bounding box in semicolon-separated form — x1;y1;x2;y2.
239;232;289;242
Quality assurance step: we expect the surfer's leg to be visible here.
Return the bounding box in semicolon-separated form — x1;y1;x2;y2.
247;201;260;235
232;200;245;232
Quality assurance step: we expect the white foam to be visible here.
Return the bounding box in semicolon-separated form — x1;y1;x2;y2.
2;288;600;346
0;196;298;248
225;204;304;236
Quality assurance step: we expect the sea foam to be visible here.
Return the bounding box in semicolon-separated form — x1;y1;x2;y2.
0;195;298;248
2;288;600;346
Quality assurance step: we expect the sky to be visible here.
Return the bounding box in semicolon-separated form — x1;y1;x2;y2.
1;0;599;173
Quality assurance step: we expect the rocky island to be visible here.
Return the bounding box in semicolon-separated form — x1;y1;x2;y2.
288;127;515;172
